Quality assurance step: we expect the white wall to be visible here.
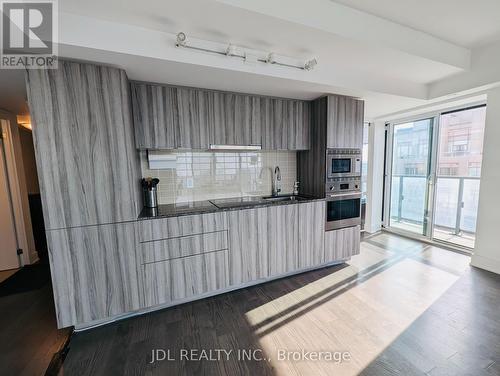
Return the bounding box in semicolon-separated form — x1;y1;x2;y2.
471;87;500;274
364;121;386;233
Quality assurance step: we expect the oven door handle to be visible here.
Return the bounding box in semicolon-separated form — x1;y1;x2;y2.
326;192;362;200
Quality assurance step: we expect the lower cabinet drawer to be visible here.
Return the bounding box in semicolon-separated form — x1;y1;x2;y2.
138;212;228;242
324;225;361;262
142;250;230;307
140;230;228;263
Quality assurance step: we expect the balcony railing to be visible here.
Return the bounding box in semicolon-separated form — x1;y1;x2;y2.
390;175;480;236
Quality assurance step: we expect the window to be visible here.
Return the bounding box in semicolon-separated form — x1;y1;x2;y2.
397;142;412;159
468;162;481;177
439;163;459;176
447;129;470;155
404;165;419;175
418;142;428;158
387;105;486;249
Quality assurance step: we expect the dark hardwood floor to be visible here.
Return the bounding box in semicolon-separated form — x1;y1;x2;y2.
0;263;70;376
57;232;500;375
361;264;500;376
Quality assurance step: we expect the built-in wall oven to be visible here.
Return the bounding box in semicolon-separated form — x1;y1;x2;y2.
324;149;362;230
326;148;362;179
325;192;362;231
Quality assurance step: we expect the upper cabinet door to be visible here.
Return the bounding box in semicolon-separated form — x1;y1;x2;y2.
287;100;311;150
210;91;227;145
261;96;274;149
326;95;364;149
262;97;310;150
249;96;263;146
210;92;261;147
26;61;141;230
176;87;210;149
131;83;177;149
262;97;287;150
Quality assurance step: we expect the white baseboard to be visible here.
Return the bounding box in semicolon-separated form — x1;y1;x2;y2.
364;224;382;234
470;254;500;275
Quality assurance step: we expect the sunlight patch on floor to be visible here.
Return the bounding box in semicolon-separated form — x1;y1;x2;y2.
245;241;464;376
245;243;390;330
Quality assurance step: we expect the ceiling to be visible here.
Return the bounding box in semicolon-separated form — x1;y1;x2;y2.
1;0;499;120
332;0;500;48
58;0;462;84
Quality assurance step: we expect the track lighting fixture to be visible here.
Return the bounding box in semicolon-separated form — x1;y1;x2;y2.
175;32;317;71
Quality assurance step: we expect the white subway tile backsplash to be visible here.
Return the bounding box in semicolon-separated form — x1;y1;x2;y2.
140;150;297;204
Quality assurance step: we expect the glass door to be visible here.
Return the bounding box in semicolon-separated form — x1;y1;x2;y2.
432;105;486;248
388;118;434;236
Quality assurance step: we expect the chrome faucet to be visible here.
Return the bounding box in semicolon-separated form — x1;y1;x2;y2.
272;166;282;196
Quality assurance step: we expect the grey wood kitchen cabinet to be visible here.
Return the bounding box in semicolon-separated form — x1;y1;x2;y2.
130;82;310;150
137;212;230;308
176;87;211;149
298;94;364;198
324;225;361;263
298;201;325;268
288;100;310;150
227;207;269;285
142;249;230;307
261;96;275;149
268;204;300;276
131;83;177;149
210;92;262;146
139;230;228;264
262;97;310;150
137;211;228;243
229;202;316;284
26;61;141;230
326;95;364;149
131;83;211;149
46;222;141;328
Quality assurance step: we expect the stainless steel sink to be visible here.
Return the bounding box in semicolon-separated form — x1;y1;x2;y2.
210;195;308;209
210;196;264;209
262;195;307;202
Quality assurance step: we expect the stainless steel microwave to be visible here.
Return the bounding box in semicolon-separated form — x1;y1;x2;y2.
326;148;362;179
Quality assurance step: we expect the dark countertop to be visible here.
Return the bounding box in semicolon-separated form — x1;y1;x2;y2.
138;195;325;220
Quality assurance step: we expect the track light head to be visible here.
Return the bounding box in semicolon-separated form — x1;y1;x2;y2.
226;44;244;57
176;32;187;47
304;58;318;71
267;53;277;64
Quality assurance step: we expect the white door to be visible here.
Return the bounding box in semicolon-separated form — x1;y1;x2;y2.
0;135;20;270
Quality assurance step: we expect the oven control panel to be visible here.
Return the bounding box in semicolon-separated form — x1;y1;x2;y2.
326;177;361;193
326;148;362;155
